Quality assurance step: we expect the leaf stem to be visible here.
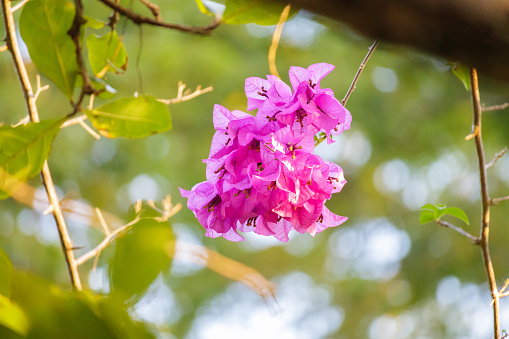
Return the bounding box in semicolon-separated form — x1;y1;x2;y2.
341;39;379;106
470;67;499;338
1;0;82;290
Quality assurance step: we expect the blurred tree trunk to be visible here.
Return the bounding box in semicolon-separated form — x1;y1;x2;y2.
284;0;509;83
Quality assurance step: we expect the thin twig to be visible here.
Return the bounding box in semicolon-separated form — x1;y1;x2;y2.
98;0;220;35
61;114;87;128
486;147;507;170
76;220;136;266
11;0;29;12
436;220;478;243
61;115;101;139
470;67;499;338
491;196;509;205
483;103;509;112
0;44;7;52
341;39;380;106
34;74;50;101
499;279;509;295
1;0;82;290
138;0;161;20
268;4;290;79
158;82;213;105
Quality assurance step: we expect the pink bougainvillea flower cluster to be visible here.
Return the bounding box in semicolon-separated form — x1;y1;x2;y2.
180;63;351;242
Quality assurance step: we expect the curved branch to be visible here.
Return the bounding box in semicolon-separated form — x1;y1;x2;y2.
98;0;220;35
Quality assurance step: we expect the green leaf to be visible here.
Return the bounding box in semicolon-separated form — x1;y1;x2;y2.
222;0;298;25
442;207;470;225
419;210;436;224
84;95;171;138
0;119;63;200
195;0;225;17
0;248;13;298
0;296;28;336
109;204;174;303
87;31;128;77
20;0;78;98
84;16;106;29
450;62;471;91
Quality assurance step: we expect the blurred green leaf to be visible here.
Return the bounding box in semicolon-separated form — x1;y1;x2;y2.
0;296;28;336
419;210;436;224
12;273;135;339
84;16;106;29
442;207;470;225
109;206;174;303
20;0;78;98
87;31;128;77
449;62;470;90
0;120;63;200
0;248;13;298
84;95;171;138
94;296;155;339
222;0;297;25
195;0;225;17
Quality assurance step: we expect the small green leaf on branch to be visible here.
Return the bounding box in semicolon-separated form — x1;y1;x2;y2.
20;0;79;98
419;203;469;225
84;95;172;138
448;62;470;90
0;119;64;200
195;0;225;17
87;31;128;77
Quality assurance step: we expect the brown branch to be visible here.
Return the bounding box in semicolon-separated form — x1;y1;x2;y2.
436;220;478;243
483;103;509;112
69;0;95;102
1;0;82;290
486;147;507;170
158;82;213;105
98;0;220;35
491;196;509;205
341;39;379;106
470;67;499;338
138;0;161;20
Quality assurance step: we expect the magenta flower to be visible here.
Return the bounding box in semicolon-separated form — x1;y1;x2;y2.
180;64;349;242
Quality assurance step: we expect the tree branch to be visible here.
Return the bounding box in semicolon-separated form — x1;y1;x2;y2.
1;0;82;290
486;147;507;170
138;0;161;20
341;39;379;106
97;0;220;35
491;196;509;205
470;68;499;338
483;103;509;112
436;220;478;243
158;82;213;105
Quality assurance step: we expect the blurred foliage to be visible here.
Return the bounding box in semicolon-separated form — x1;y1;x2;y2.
1;0;509;338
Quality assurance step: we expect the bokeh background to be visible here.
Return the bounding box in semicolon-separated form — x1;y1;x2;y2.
1;1;509;338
